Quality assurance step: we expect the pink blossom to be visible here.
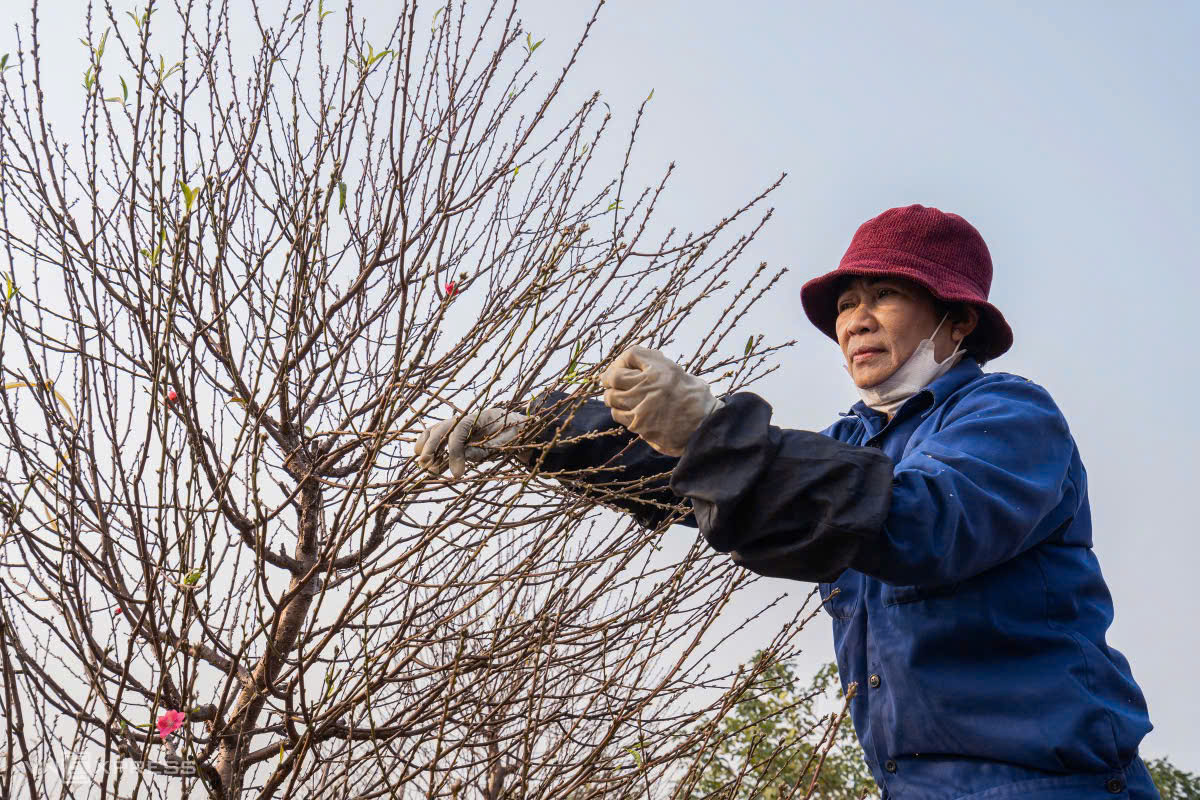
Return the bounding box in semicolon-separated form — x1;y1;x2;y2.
444;281;457;298
166;389;179;405
156;709;187;741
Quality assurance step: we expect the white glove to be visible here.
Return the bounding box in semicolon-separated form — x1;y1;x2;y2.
600;346;722;457
414;407;530;478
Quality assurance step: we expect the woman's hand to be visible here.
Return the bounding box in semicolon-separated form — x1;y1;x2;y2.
600;346;722;457
414;407;530;478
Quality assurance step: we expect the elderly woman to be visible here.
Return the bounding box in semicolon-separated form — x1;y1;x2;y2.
415;205;1157;799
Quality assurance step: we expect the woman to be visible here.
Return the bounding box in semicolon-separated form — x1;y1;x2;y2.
415;204;1158;799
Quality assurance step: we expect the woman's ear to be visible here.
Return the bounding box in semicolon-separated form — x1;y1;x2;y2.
952;305;979;342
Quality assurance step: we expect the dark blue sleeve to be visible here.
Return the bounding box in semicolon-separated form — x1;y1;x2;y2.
667;392;895;582
525;391;697;529
526;390;898;582
853;377;1080;586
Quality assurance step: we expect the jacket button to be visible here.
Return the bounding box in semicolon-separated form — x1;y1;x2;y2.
1106;778;1124;793
869;674;881;689
885;760;897;773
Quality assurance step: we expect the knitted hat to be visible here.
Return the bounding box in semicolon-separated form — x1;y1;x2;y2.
800;204;1013;362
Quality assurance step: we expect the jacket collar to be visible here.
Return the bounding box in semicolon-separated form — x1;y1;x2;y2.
841;357;984;424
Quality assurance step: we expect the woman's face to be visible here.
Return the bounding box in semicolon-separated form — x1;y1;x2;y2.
834;277;975;389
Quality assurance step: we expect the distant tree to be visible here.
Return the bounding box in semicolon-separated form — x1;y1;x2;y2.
686;653;1200;800
680;654;878;800
1146;757;1200;800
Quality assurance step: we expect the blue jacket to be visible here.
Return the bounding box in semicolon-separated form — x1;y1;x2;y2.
529;358;1156;799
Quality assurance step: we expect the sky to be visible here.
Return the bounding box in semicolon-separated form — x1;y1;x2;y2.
6;0;1199;778
498;0;1200;769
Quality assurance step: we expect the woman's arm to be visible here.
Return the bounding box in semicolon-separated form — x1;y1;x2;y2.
670;377;1078;587
669;393;895;582
854;377;1080;586
523;391;695;529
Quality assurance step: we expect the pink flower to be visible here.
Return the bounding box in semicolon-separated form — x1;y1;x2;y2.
444;281;457;298
166;389;179;405
156;710;187;741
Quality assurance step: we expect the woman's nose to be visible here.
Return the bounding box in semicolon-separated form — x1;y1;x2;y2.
843;304;877;336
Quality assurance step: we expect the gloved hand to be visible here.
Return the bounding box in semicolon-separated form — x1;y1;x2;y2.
414;407;530;478
600;346;722;457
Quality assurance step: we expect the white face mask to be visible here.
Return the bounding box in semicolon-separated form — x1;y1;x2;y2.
850;314;964;417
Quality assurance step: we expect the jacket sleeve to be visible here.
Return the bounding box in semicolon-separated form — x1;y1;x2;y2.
849;377;1081;586
668;392;895;583
524;391;696;529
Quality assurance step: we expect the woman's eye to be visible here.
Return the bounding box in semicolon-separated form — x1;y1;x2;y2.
877;288;896;299
837;301;854;313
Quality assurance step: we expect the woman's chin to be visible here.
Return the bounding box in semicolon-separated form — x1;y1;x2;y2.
852;366;896;390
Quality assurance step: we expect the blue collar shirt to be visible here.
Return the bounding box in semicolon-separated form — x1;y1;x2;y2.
804;358;1156;798
530;358;1158;799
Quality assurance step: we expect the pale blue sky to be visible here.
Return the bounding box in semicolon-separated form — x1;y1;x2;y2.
506;0;1200;768
9;0;1198;775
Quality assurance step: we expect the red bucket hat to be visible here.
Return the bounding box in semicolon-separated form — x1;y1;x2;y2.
800;204;1013;362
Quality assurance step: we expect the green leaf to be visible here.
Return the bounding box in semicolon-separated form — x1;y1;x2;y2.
154;55;182;83
744;336;754;356
126;8;151;31
146;232;164;265
4;273;14;300
228;397;247;408
512;165;519;177
96;28;109;59
0;54;8;72
182;567;204;586
355;43;393;69
338;180;347;213
605;201;623;213
291;12;304;22
563;341;592;384
646;87;654;101
83;65;95;91
367;48;393;67
432;6;444;32
179;180;196;213
525;33;544;54
120;75;128;102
